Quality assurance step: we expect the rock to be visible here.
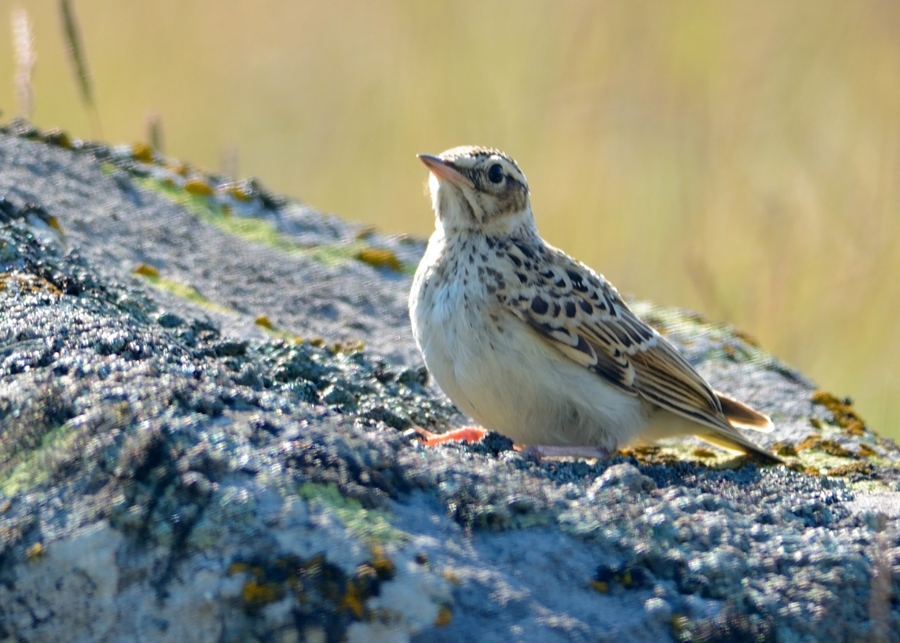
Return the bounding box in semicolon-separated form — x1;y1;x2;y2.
0;126;898;642
590;463;657;494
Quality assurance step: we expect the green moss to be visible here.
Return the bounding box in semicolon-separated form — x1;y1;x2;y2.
298;482;407;543
618;442;755;469
848;479;898;494
0;424;74;495
135;271;234;315
793;449;855;473
134;176;415;273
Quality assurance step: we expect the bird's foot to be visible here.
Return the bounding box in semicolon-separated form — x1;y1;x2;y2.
411;425;488;446
517;445;612;461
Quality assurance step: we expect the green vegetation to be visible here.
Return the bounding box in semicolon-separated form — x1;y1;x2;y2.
2;1;897;437
0;424;72;495
136;270;235;316
298;483;408;543
135;175;412;272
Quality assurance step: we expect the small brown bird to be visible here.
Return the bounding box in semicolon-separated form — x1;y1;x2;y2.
408;145;781;463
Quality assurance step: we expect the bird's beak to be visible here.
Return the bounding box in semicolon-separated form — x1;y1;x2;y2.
418;154;474;188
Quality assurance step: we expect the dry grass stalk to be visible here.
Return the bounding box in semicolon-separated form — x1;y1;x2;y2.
220;144;240;180
146;111;164;153
12;7;36;119
59;0;101;136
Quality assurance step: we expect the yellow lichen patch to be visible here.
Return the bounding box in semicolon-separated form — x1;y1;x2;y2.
227;561;250;575
796;435;853;458
331;339;365;354
369;545;395;580
268;328;305;343
691;448;717;459
224;183;254;201
732;328;761;347
354;247;402;271
184;177;215;196
254;315;275;329
857;444;878;458
809;418;823;430
812;390;843;408
46;215;63;232
590;580;609;593
309;337;325;347
812;390;868;436
355;225;377;240
615;445;682;466
131;142;154;163
829;462;872;478
844;421;866;436
441;569;461;585
43;128;71;148
796;435;823;452
26;542;45;561
133;263;159;277
773;442;798;457
338;580;366;619
620;445;660;457
817;440;852;458
165;162;189;176
435;605;453;627
241;579;284;611
0;272;62;296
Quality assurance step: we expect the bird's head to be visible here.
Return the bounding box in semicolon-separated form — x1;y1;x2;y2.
418;146;533;234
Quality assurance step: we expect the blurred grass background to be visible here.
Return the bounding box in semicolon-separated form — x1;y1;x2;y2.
1;0;898;439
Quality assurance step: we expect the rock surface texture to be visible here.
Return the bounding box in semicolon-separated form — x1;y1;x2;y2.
0;124;898;642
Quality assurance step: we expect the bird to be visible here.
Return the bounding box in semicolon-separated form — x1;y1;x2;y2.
408;145;782;464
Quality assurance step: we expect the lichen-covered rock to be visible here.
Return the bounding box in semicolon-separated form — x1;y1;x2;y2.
0;126;898;642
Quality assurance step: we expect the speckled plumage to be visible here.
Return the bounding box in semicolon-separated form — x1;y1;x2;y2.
410;146;781;462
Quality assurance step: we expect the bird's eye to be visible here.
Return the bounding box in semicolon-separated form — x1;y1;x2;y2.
487;164;504;184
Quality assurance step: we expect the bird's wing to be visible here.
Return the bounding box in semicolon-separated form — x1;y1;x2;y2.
500;242;732;432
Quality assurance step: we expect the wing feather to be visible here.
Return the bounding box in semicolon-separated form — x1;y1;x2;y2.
503;244;735;434
497;239;780;462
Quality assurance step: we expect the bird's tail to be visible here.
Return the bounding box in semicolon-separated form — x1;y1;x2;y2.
645;402;783;464
693;426;784;464
715;390;773;431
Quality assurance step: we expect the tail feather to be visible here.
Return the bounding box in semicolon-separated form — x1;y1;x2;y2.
694;427;785;464
715;390;773;432
645;407;784;465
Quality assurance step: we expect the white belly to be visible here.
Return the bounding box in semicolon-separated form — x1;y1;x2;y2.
410;243;648;450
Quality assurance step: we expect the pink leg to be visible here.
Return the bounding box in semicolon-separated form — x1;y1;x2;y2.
411;428;611;461
412;425;488;447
